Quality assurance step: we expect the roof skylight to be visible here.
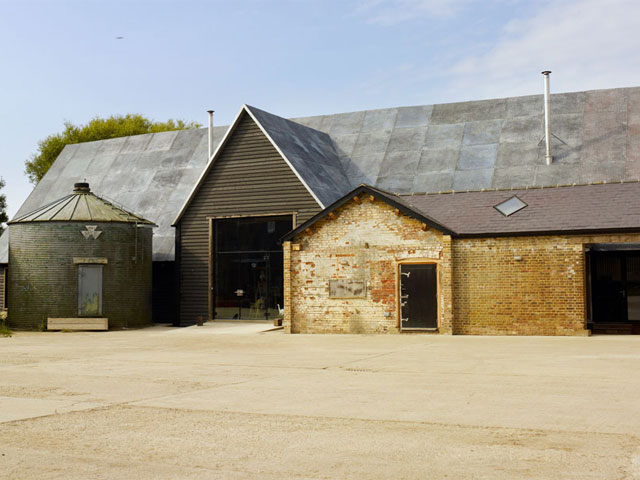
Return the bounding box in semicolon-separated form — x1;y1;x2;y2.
494;196;527;216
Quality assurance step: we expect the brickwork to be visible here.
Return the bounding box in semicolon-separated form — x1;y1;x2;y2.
285;194;640;335
287;198;448;334
451;233;640;335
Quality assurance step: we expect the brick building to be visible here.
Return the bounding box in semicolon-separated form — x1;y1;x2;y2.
283;184;640;335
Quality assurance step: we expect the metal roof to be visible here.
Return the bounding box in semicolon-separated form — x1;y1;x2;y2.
9;182;155;225
9;85;640;262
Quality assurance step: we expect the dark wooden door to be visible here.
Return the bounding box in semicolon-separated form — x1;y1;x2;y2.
400;263;437;330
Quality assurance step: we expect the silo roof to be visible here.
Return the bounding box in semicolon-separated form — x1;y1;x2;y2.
8;183;156;226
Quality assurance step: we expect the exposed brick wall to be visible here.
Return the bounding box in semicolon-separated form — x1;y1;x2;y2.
287;198;448;334
286;194;640;335
452;233;640;335
453;236;586;335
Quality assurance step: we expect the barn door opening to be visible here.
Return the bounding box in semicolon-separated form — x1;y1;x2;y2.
589;248;640;334
399;263;438;330
212;215;291;320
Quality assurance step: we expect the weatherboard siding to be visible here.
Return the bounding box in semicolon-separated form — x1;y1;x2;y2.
177;112;321;326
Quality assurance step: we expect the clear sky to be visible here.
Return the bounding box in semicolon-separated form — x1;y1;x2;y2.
1;0;639;219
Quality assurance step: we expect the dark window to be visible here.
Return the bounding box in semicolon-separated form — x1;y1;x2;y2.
213;215;292;320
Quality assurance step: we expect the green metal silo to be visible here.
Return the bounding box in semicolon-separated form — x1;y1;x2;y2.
7;182;156;330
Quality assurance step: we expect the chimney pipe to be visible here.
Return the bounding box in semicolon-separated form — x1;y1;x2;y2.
542;71;552;165
207;110;215;160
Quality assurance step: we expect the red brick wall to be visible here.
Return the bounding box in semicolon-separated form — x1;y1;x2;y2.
285;196;640;335
285;198;450;334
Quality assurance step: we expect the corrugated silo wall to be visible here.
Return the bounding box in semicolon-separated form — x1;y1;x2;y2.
8;222;152;330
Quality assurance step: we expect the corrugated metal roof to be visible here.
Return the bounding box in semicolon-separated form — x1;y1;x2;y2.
9;183;155;225
11;85;640;261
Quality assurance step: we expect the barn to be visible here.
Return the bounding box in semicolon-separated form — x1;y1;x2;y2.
1;85;639;333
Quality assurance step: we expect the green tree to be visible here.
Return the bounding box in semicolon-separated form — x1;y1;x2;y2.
25;114;201;184
0;178;8;234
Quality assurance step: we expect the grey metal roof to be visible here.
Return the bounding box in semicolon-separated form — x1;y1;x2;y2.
294;87;640;193
246;105;353;207
13;126;226;261
11;85;640;261
10;183;155;225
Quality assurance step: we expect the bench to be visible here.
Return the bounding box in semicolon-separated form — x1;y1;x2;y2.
47;318;108;331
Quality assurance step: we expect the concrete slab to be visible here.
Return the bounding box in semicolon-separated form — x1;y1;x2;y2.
1;318;639;480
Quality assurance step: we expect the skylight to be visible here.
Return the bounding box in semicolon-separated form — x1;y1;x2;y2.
494;196;527;216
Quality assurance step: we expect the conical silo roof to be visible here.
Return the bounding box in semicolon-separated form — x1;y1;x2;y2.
8;183;156;225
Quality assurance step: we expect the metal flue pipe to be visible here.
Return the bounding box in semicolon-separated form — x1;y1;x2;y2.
542;71;552;165
207;110;215;160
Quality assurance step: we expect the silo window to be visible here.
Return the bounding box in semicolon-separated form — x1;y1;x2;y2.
78;265;103;316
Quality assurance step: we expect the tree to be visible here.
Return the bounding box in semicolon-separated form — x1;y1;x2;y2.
0;178;8;234
25;114;201;184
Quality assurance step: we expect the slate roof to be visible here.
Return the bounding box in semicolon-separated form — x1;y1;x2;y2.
402;181;640;236
286;181;640;239
5;85;640;262
9;183;155;225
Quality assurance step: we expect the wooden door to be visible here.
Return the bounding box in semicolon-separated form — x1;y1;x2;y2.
400;263;437;330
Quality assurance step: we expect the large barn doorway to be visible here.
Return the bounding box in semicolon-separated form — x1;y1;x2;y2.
588;247;640;334
212;215;293;320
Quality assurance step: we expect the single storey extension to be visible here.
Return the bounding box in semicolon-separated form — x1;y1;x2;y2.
282;183;640;335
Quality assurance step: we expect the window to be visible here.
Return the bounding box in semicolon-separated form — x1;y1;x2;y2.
78;265;103;316
494;196;527;216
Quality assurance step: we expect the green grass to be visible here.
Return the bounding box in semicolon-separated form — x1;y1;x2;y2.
0;321;11;337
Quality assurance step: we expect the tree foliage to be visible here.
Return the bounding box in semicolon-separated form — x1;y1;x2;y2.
25;114;201;184
0;178;8;233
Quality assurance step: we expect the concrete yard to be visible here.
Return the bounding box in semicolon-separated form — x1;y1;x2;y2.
0;323;639;479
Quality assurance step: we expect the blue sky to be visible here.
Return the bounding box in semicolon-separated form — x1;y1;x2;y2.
1;0;640;218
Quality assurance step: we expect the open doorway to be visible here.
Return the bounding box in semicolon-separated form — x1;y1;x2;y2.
588;247;640;334
212;215;293;320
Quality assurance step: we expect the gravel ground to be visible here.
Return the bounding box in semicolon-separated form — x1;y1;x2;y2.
0;323;639;479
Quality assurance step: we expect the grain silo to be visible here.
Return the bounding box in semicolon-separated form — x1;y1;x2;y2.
7;182;155;330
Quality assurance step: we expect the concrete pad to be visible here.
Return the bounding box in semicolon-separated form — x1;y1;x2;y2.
1;330;639;479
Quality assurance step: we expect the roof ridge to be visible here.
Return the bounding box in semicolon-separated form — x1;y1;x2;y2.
398;179;640;197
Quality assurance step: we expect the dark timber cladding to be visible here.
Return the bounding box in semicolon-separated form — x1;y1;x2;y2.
177;111;321;326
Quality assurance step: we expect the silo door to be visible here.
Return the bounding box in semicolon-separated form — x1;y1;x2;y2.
400;263;437;330
78;265;103;316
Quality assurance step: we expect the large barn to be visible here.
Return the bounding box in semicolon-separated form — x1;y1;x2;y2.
1;85;639;334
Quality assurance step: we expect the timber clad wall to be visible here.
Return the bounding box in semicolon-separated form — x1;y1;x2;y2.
285;199;451;334
177;112;321;326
